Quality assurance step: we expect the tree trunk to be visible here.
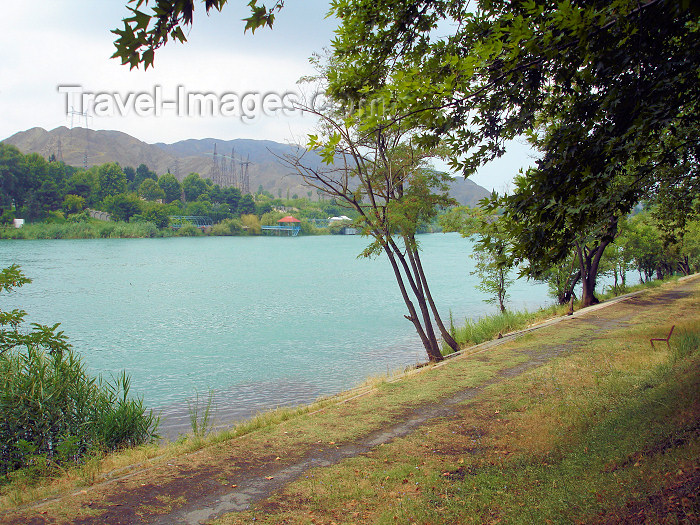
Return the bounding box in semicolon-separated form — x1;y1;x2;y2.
498;268;506;314
563;269;581;304
580;271;599;308
404;238;460;352
383;245;443;362
392;245;442;360
576;218;617;308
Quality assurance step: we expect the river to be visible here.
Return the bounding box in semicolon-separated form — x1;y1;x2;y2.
1;233;552;437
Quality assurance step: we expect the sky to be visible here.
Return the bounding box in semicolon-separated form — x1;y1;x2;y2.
0;1;531;192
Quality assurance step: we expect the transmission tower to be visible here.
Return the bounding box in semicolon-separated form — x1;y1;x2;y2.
68;107;90;169
240;155;251;195
228;147;237;187
211;143;223;185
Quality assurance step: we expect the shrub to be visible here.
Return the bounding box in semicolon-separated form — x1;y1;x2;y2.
240;214;261;235
0;209;15;225
210;218;245;236
0;265;158;479
176;223;203;236
67;211;91;223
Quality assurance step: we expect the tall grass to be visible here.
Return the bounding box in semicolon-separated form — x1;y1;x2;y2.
187;390;216;438
445;305;562;352
0;346;159;481
0;221;169;240
672;326;700;362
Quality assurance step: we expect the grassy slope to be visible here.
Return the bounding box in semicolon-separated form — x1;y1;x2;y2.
221;278;699;525
1;277;698;524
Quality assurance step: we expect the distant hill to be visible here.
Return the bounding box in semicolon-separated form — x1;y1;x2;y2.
2;127;490;206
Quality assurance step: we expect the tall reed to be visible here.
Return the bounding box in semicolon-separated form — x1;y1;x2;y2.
0;347;159;479
444;306;562;353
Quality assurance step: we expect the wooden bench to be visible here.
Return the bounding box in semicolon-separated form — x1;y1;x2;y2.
650;325;675;349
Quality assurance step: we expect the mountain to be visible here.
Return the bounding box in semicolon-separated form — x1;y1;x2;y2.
2;127;490;205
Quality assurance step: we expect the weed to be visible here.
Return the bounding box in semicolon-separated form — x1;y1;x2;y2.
187;390;216;438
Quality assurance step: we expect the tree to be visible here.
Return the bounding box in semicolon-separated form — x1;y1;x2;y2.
22;154;49;207
471;244;512;314
221;186;242;214
256;201;273;216
123;165;136;187
0;143;30;209
181;173;208;202
535;252;581;306
36;180;62;213
65;170;98;204
440;206;514;313
104;193;141;222
238;194;255;216
63;194;86;215
112;0;284;69
282;85;460;360
185;200;212;217
140;202;170;228
131;163;158;192
600;217;635;294
625;213;665;282
157;173;182;203
323;0;699;307
209;202;231;223
97;163;127;201
138;178;166;201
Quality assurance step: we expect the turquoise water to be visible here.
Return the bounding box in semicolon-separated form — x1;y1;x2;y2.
1;234;551;435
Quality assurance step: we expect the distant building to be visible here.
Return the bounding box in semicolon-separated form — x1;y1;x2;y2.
328;215;356;235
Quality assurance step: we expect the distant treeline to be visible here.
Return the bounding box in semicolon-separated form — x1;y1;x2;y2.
0;143;366;236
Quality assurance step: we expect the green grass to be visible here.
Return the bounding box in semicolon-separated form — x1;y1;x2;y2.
0;347;159;483
0;220;170;240
217;281;699;525
2;275;697;523
445;305;564;352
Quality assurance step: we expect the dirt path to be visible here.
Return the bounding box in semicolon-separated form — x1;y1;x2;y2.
3;276;698;525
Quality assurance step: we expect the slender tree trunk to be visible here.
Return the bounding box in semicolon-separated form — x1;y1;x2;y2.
383;245;443;362
405;238;460;352
392;245;442;360
563;269;582;304
498;267;506;313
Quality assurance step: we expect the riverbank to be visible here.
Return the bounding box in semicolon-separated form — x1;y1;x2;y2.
2;274;698;524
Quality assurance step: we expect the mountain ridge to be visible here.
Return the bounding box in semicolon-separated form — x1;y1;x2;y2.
2;126;490;206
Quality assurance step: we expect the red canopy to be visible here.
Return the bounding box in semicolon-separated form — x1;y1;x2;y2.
278;215;301;223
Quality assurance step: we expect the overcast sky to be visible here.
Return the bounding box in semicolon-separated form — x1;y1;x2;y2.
0;1;531;191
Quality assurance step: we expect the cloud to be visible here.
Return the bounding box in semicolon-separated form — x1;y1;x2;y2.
0;1;333;144
0;1;528;191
